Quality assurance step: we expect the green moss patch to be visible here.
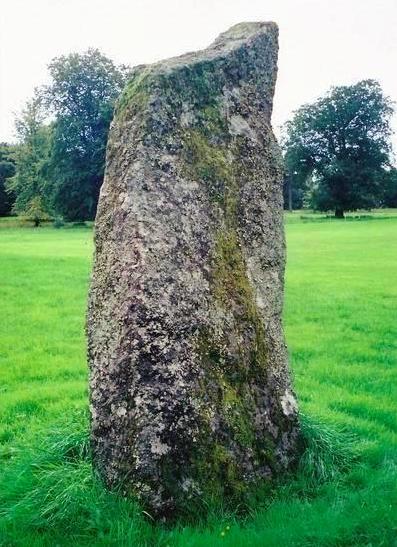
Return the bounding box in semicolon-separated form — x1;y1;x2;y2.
115;67;153;121
182;130;232;204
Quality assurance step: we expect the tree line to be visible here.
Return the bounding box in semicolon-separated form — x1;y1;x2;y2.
1;49;128;223
0;54;396;222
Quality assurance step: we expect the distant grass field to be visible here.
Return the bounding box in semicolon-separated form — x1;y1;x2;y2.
0;217;396;546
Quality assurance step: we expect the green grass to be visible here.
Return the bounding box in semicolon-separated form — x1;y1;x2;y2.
1;217;397;545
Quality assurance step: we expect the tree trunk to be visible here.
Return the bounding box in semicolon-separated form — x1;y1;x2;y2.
335;207;344;218
288;178;293;211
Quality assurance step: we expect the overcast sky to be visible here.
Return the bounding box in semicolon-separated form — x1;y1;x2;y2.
1;0;396;154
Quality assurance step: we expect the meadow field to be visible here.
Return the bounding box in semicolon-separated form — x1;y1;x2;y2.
0;216;396;546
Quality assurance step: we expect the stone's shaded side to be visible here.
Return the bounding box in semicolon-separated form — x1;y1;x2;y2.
87;21;300;517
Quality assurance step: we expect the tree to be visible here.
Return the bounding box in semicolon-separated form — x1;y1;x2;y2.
43;49;128;220
282;151;310;211
22;196;51;227
282;80;394;217
6;97;52;218
382;167;397;207
0;143;17;216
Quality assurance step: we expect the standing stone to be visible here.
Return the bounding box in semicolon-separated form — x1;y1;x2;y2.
88;21;300;517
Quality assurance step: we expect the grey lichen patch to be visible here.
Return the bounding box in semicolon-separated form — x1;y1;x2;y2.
88;21;300;520
229;114;258;142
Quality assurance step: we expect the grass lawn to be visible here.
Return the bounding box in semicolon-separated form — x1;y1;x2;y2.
0;217;396;546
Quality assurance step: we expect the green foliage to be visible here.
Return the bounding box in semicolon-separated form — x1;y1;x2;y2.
43;49;128;220
53;216;65;229
6;50;128;223
5;97;52;219
0;219;397;544
21;196;51;227
283;80;394;216
381;167;397;207
0;143;17;216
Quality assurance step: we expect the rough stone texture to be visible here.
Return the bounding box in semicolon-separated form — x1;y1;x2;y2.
87;21;300;517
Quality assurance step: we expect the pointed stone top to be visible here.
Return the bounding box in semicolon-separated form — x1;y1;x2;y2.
212;21;277;46
115;21;279;123
147;21;278;75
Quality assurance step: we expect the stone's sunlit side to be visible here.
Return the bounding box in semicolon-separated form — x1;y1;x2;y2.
87;21;300;518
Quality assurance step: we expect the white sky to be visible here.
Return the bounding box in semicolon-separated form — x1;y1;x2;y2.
1;0;396;155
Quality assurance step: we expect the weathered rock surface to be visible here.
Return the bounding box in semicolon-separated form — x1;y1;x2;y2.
88;21;300;517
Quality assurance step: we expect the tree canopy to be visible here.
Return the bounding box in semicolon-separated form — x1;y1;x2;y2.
5;97;52;218
282;80;394;217
43;49;128;220
0;143;17;216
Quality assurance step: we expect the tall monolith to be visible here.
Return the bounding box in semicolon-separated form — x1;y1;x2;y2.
88;21;300;517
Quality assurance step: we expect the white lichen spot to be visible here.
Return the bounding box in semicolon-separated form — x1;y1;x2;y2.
118;192;132;212
255;293;265;309
150;437;170;456
229;114;258;141
115;405;127;417
280;389;298;416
